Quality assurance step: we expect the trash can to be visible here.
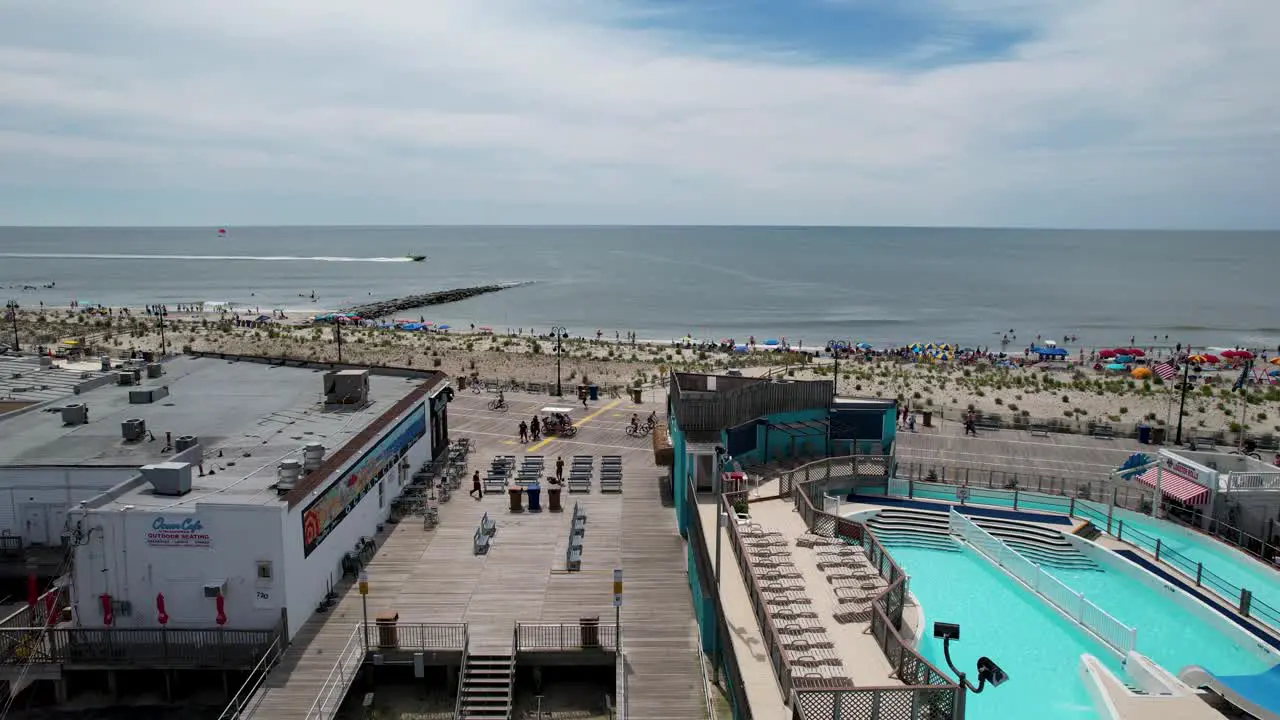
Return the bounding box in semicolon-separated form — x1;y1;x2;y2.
527;485;542;512
508;486;524;513
1138;424;1151;444
629;387;642;404
375;610;400;649
1151;427;1167;445
922;411;933;428
580;615;600;648
588;384;599;401
547;486;562;512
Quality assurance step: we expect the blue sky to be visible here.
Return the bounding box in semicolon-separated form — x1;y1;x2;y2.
0;0;1277;228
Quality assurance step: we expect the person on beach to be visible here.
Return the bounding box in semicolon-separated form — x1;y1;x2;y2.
470;470;483;499
965;409;977;436
519;420;529;443
530;415;541;440
581;394;588;410
556;456;564;481
908;413;917;433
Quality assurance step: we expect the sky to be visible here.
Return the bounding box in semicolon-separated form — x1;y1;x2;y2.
0;0;1278;229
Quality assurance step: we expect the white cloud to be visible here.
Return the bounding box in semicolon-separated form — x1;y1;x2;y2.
0;0;1277;227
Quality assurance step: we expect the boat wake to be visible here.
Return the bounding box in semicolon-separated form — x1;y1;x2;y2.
0;253;414;263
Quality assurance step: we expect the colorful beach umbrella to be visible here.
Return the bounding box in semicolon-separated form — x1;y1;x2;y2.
764;339;779;346
1270;357;1280;366
1131;367;1152;379
1098;349;1117;358
855;342;873;350
1105;363;1127;371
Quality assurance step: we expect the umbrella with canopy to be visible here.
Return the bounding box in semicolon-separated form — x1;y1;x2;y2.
1270;357;1280;366
855;342;873;350
1098;349;1117;358
1131;367;1152;379
1126;348;1146;357
1115;355;1134;363
764;339;779;346
1034;346;1069;357
1269;370;1280;377
1105;363;1127;371
437;324;451;330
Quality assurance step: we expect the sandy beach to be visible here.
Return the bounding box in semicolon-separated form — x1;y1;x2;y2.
9;307;1280;443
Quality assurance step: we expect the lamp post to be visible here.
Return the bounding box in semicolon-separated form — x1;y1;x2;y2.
829;339;847;398
4;300;17;352
157;304;167;356
1175;350;1191;445
552;326;567;396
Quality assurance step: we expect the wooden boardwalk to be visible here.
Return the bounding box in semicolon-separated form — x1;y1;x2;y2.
245;388;705;719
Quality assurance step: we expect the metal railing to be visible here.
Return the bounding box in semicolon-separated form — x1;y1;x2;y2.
0;624;281;668
454;629;471;720
739;455;963;720
218;635;284;720
616;627;630;720
947;509;1136;656
515;622;618;652
305;624;367;720
0;587;67;633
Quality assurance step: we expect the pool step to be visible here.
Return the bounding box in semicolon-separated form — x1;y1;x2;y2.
868;508;1098;570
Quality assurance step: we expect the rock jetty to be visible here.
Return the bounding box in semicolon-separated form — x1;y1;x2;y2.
341;283;528;318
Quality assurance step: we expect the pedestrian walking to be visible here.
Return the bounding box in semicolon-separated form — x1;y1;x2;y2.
470;470;483;499
519;420;529;443
555;456;564;480
530;415;541;441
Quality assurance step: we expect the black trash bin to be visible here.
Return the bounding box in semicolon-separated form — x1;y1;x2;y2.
1138;425;1151;444
588;384;599;401
1151;427;1166;445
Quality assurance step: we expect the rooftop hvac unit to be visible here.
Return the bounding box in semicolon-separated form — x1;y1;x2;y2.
128;386;170;404
146;363;163;378
276;459;302;493
302;443;325;472
117;371;136;386
101;356;112;372
60;403;89;426
141;461;192;496
121;417;147;442
175;435;199;452
323;369;370;405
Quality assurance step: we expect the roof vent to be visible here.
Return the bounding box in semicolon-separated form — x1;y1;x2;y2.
302;443;325;473
141;461;192;496
146;363;164;378
175;435;199;453
323;369;370;405
129;386;170;404
100;356;112;372
117;371;137;386
61;403;89;426
121;418;147;442
277;459;302;494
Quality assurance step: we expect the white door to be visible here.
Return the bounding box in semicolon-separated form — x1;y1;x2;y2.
22;506;47;546
49;507;68;545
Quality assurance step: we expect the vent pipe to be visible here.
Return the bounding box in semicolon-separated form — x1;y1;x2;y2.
302;443;325;473
277;459;302;493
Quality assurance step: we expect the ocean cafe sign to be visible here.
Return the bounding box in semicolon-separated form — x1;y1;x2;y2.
146;516;212;548
301;403;427;557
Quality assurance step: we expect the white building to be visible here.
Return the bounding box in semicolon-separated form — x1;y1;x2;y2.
9;355;454;640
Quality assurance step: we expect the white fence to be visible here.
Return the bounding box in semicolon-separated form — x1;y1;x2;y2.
947;509;1137;657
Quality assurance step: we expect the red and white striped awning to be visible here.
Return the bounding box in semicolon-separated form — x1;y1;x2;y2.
1135;466;1210;505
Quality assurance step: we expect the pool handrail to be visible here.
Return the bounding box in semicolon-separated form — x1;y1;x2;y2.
947;508;1137;657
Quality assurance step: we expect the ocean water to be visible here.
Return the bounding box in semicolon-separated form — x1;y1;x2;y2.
1;226;1276;348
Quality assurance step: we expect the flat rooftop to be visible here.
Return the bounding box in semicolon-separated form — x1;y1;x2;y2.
0;354;105;409
1;355;439;507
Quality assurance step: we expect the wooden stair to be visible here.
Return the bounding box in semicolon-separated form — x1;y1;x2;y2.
458;651;514;720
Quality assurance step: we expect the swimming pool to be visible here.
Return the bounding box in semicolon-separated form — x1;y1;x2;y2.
883;538;1114;720
1101;506;1280;624
1045;540;1274;679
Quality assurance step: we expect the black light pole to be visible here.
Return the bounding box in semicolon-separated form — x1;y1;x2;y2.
829;339;846;398
157;305;167;356
334;320;344;364
4;300;17;352
1175;350;1191;445
552;326;567;396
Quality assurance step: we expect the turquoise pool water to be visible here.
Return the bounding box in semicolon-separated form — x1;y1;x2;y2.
883;539;1113;720
1104;506;1280;617
1046;557;1273;678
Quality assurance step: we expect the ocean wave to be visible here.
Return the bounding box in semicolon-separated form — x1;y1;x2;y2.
0;253;413;263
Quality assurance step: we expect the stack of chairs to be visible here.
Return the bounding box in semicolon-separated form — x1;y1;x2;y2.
568;455;594;493
600;455;623;493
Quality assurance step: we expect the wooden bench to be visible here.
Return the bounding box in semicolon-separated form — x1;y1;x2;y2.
1091;424;1114;439
1193;435;1217;448
1029;424;1051;437
483;475;508;493
600;476;623;493
480;512;497;537
567;477;592;493
974;415;1001;431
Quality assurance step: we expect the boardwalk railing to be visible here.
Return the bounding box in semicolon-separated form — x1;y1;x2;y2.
0;587;68;633
616;627;630;720
947;509;1136;656
515;622;617;652
218;635;284;720
1;623;282;668
720;455;962;720
306;624;367;720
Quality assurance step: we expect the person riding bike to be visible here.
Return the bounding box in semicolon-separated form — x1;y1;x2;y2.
630;414;640;433
497;390;505;408
646;410;657;429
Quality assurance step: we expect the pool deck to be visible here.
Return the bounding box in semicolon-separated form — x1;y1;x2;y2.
243;388;708;720
697;493;915;719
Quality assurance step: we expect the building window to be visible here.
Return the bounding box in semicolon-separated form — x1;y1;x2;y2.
256;561;273;582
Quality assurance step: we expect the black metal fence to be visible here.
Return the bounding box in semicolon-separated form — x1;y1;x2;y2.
1;624;283;669
515;622;618;652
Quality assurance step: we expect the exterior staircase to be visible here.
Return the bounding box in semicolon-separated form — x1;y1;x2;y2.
457;650;515;720
868;508;1099;570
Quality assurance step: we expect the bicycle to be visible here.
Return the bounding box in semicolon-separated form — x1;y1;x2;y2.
488;398;508;412
626;422;655;438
